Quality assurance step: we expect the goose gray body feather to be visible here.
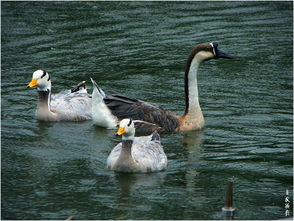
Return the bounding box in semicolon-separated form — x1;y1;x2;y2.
50;90;92;121
107;131;167;173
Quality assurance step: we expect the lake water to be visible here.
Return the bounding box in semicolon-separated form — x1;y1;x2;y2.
1;1;293;220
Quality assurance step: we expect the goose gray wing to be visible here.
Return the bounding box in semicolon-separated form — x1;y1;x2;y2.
133;120;164;134
104;95;140;119
103;94;179;132
132;135;167;172
51;91;92;121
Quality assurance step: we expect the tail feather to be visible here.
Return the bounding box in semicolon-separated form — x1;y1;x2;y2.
90;78;106;98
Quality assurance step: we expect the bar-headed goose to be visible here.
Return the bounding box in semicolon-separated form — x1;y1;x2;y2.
92;42;232;132
107;119;167;173
27;70;92;121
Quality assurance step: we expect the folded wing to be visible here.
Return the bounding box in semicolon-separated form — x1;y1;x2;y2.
104;94;179;132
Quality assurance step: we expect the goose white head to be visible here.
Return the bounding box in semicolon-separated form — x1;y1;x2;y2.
27;70;51;91
116;119;135;140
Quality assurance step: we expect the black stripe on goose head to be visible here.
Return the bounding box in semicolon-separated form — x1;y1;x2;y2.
128;119;133;127
41;70;47;79
41;70;51;81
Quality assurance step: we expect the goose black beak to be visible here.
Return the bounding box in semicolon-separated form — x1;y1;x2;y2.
211;42;233;59
215;49;233;59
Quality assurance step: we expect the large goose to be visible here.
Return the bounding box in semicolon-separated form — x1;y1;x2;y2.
107;119;168;173
92;42;232;132
27;70;92;121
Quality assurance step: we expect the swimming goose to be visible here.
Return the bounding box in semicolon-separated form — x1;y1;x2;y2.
27;70;92;121
91;78;163;133
107;119;168;173
92;42;232;132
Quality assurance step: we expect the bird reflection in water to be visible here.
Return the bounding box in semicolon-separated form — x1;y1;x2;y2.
180;130;204;189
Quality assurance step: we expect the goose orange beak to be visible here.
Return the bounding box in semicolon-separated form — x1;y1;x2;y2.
27;78;38;88
116;127;126;136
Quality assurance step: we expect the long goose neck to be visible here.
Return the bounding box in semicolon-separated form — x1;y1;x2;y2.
36;88;58;121
184;57;201;115
119;140;134;161
37;90;51;111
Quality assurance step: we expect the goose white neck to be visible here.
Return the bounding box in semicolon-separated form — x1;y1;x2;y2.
186;57;201;113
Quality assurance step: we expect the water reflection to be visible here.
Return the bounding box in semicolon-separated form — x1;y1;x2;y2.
33;121;55;141
110;172;166;219
180;131;203;190
114;172;166;198
180;130;204;150
2;1;292;220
